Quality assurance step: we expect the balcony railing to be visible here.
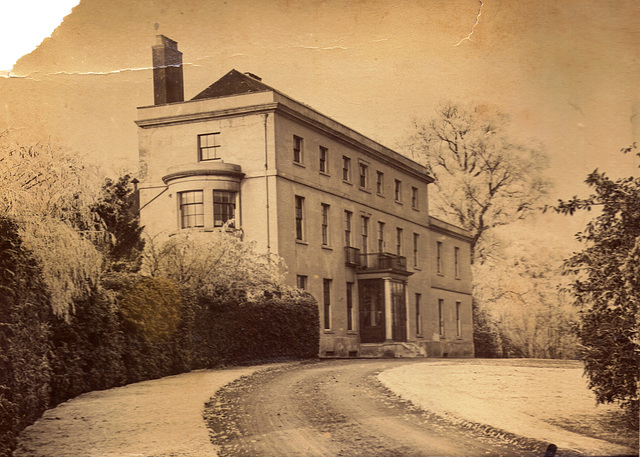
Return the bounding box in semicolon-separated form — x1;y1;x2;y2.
345;246;361;267
359;252;407;272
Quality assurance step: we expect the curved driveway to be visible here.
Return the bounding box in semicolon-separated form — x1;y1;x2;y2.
205;359;550;457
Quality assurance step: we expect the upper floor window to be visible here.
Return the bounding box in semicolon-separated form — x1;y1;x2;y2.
411;186;419;209
361;216;370;255
342;156;352;182
396;227;403;256
179;190;204;228
295;195;305;241
377;221;385;252
376;171;384;195
394;179;402;202
344;210;353;247
413;233;419;267
319;146;328;173
293;135;304;164
321;203;330;246
213;191;236;227
454;246;461;278
359;162;368;189
198;133;220;161
437;241;444;275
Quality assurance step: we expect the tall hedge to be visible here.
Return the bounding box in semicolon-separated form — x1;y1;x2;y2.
196;291;319;365
0;219;53;457
0;220;319;456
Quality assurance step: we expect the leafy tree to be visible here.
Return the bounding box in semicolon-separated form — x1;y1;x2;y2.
91;174;145;272
552;144;640;424
404;101;551;263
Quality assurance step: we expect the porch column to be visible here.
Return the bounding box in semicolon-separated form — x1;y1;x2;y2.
383;277;393;342
405;283;411;341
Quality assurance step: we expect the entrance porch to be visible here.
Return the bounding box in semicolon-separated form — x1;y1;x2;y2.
354;251;423;358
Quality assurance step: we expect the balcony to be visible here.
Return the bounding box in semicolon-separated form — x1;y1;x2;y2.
345;246;361;267
359;252;408;273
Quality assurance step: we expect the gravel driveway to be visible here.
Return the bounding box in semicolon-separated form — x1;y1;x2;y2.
14;364;282;457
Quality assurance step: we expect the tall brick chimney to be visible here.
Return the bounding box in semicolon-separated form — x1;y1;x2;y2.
152;35;184;105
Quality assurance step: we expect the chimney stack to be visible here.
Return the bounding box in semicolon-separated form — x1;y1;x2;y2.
152;35;184;105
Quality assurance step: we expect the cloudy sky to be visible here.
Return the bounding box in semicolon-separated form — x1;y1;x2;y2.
2;0;638;245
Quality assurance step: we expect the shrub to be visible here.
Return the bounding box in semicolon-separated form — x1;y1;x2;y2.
118;277;189;383
49;287;126;406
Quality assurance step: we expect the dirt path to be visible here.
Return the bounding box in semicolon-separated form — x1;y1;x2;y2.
205;359;556;457
14;365;279;457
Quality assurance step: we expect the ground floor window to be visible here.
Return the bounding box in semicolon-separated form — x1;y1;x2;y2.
456;301;462;337
346;282;354;331
296;275;308;290
179;190;204;228
415;293;422;335
213;191;236;227
439;299;445;337
323;279;332;330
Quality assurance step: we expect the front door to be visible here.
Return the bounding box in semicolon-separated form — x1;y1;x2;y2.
391;281;407;342
358;279;385;343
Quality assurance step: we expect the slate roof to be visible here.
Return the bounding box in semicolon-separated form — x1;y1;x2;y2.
191;69;273;100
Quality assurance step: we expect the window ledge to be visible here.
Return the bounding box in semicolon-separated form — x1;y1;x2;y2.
319;171;331;177
296;240;309;246
359;187;371;194
411;207;420;212
376;193;385;198
437;273;445;277
323;330;335;334
395;200;403;205
321;245;333;251
347;331;358;335
293;161;306;168
342;180;353;186
414;266;421;271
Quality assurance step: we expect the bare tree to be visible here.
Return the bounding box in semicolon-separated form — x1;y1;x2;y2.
403;102;551;263
0;130;104;318
474;239;578;358
142;227;287;300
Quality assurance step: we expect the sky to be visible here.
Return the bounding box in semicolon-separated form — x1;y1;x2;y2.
1;0;639;247
0;0;80;74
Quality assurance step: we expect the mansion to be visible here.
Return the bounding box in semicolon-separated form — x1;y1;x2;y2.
137;36;474;358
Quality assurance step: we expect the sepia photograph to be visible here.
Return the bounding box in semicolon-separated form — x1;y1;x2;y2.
1;1;638;456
